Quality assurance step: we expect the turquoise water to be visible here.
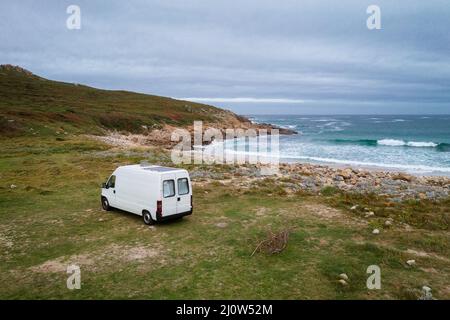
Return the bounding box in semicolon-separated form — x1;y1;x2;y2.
247;115;450;175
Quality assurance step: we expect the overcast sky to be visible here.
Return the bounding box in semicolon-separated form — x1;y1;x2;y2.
1;0;450;114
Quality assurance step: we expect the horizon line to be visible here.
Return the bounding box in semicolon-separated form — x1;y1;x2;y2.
176;97;306;104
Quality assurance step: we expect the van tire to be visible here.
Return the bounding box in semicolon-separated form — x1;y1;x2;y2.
101;197;111;211
142;211;155;225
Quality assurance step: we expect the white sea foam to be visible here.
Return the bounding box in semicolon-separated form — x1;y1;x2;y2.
378;139;406;146
281;124;297;129
204;136;450;175
377;139;438;148
406;141;438;147
311;119;337;122
281;155;450;174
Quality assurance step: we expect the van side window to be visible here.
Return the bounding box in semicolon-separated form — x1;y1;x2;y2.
163;180;175;198
177;178;189;195
107;175;116;188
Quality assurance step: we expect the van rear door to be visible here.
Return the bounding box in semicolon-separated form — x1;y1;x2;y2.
161;175;177;217
176;174;191;214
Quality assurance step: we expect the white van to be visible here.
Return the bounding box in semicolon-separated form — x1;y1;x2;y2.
101;164;192;225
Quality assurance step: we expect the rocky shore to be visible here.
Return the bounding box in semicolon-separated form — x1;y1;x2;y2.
190;162;450;202
87;122;448;203
88;119;297;149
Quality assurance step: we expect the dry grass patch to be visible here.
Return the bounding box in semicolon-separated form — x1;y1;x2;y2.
303;203;343;220
29;244;162;274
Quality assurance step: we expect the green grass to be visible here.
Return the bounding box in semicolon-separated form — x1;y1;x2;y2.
322;190;450;231
0;136;449;300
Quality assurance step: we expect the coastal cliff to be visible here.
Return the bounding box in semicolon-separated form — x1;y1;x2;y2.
0;64;296;144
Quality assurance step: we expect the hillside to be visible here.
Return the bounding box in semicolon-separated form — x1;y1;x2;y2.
0;64;260;138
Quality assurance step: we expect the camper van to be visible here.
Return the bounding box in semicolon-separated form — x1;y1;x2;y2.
101;164;192;225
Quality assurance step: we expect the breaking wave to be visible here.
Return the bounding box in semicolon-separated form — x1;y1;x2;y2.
281;155;450;173
329;139;449;151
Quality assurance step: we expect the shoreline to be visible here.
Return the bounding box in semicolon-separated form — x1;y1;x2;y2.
280;157;450;178
190;160;450;202
203;135;450;179
89;129;450;180
193;135;450;202
247;116;450;178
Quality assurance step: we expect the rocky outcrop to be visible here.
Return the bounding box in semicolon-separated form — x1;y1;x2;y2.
0;64;36;78
190;162;450;201
277;163;450;201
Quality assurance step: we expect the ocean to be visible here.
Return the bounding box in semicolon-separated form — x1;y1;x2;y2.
244;115;450;175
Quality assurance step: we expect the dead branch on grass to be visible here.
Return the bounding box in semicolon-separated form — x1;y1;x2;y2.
251;228;291;256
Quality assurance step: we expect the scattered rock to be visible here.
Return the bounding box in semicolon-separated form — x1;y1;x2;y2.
338;279;348;286
426;191;435;199
372;229;380;235
406;259;416;266
339;273;349;281
422;286;431;293
392;173;413;182
339;169;353;179
385;220;393;226
10;184;16;189
350;205;358;210
365;211;375;218
419;286;434;300
190;160;450;202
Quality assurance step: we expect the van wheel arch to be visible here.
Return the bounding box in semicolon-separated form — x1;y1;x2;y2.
142;210;155;225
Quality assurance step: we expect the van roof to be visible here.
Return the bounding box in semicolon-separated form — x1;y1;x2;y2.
143;166;182;172
118;164;187;174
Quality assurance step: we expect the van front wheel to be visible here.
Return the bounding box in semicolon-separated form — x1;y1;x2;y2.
101;197;111;211
143;211;155;225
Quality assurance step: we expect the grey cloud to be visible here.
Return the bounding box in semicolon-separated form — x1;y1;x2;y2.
0;0;449;114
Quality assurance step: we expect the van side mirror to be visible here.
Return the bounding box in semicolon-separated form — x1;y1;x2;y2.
101;182;107;189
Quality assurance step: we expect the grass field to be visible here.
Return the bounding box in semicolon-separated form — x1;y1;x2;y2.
1;135;448;299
